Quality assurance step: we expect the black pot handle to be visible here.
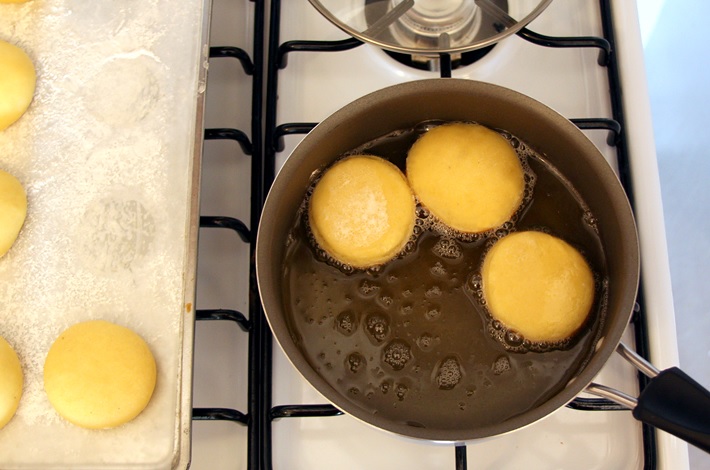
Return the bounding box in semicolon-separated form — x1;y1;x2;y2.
585;342;710;454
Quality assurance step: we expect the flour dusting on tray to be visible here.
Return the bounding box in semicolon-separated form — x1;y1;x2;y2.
0;0;206;467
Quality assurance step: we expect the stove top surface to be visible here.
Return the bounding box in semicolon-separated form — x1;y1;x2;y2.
190;0;689;468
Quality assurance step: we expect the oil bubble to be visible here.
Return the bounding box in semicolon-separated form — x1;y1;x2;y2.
379;295;394;308
366;265;383;276
467;273;482;293
488;322;520;352
435;357;463;390
346;352;366;374
415;332;439;351
425;285;442;298
395;383;409;401
335;310;358;336
492;356;511;375
365;313;390;343
404;240;417;253
583;210;598;228
380;380;392;394
359;280;380;297
424;305;441;321
416;206;430;219
430;261;447;276
383;340;412;371
505;330;524;348
400;302;413;315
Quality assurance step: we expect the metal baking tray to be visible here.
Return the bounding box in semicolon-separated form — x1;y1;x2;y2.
0;0;210;467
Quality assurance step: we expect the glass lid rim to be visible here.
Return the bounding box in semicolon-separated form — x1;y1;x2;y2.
307;0;554;55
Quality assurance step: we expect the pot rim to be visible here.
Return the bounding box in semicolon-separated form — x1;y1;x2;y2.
256;78;640;442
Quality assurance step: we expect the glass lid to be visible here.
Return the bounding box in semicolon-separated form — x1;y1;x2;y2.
308;0;553;55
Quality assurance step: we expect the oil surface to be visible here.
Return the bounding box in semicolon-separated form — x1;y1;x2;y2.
281;122;607;431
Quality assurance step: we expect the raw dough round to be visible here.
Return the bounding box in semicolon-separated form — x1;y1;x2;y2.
43;320;157;429
0;335;23;430
309;155;416;268
0;168;27;258
406;122;525;233
481;231;595;342
0;40;36;131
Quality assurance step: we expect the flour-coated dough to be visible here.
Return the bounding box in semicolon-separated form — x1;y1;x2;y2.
0;169;27;258
0;40;36;130
0;335;23;430
309;155;416;268
43;320;157;429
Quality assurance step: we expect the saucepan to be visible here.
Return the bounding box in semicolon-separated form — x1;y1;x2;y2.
255;78;710;451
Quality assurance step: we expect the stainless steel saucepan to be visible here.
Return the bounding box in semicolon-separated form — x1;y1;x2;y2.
256;79;710;451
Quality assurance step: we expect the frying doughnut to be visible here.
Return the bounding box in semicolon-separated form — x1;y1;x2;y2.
0;40;36;131
0;336;23;430
308;155;416;268
406;123;525;233
0;169;27;258
481;231;595;342
43;320;157;429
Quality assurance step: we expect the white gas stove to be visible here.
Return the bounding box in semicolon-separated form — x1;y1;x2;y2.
191;0;690;468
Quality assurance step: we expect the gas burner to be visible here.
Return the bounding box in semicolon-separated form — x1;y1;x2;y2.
365;0;505;70
310;0;550;55
388;0;484;50
383;44;496;71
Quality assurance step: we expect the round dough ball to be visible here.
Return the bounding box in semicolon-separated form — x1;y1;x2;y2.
309;155;416;268
406;123;525;233
0;39;36;131
43;320;157;429
0;336;23;430
481;231;595;342
0;168;27;258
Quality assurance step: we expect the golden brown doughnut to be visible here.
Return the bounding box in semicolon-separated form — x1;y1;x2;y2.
407;123;525;233
481;231;595;342
309;155;416;268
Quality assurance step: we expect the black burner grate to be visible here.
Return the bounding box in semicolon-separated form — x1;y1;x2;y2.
193;0;657;468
